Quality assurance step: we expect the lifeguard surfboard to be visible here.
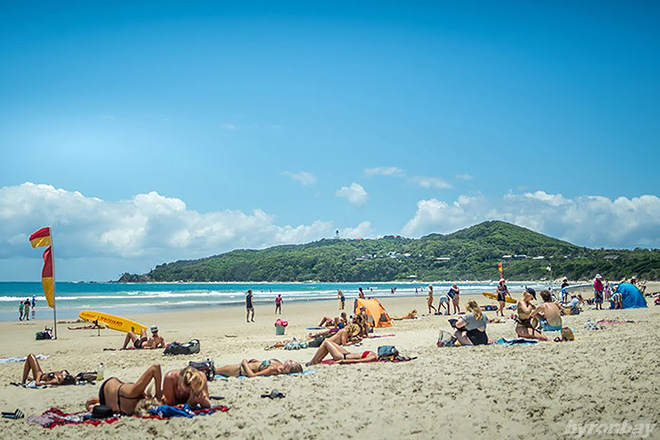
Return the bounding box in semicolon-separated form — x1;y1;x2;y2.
482;292;517;304
78;310;147;334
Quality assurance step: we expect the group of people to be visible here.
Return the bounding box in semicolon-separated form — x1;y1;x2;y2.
514;288;566;342
426;284;461;315
18;296;35;321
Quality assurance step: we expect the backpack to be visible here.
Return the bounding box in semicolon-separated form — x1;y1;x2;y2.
163;339;200;355
377;345;399;360
436;330;456;347
188;360;215;381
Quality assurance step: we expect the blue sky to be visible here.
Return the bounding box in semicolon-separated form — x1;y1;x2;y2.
1;1;659;281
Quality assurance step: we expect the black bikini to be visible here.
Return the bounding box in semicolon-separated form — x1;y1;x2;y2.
98;378;141;414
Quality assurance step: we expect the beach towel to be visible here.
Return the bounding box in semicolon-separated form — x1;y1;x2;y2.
146;404;229;419
494;338;539;345
0;354;50;364
596;319;634;325
320;356;416;365
214;369;317;380
27;408;120;429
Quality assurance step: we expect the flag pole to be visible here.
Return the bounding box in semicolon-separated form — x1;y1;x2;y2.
50;228;57;340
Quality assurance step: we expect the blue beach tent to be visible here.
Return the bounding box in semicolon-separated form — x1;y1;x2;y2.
610;283;647;309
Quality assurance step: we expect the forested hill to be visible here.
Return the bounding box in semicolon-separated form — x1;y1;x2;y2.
117;221;660;282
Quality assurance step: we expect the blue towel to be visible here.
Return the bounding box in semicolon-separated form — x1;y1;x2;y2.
495;338;538;345
150;404;194;418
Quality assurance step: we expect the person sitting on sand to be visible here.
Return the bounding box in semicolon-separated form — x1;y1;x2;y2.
163;366;211;408
612;291;623;309
122;325;165;350
392;309;418;320
215;359;303;377
86;364;163;415
514;288;547;341
530;290;563;332
564;295;583;315
22;353;76;386
453;300;490;346
306;339;378;366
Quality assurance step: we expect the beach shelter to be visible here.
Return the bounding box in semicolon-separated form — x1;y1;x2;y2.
610;283;647;309
355;298;392;328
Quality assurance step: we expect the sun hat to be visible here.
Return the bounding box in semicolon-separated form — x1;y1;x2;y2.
150;325;158;332
595;274;602;279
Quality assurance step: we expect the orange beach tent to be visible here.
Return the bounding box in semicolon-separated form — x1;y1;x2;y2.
355;298;392;328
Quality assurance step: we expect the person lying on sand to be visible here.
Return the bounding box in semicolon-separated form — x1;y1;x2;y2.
122;325;165;350
452;300;491;346
318;312;348;328
215;359;303;377
531;290;563;331
515;288;547;341
86;364;163;416
163;366;210;408
391;309;418;320
22;353;76;386
306;339;378;366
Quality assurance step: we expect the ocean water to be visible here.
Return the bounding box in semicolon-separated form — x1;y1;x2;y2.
0;281;545;322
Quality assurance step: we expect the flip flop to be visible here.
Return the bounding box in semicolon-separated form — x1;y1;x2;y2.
2;409;24;419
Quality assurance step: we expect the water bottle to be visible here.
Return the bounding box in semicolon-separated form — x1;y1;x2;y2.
97;363;104;381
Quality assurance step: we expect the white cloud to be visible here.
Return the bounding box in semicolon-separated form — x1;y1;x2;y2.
282;171;317;186
0;183;351;266
402;190;660;248
335;183;368;206
456;173;473;181
409;176;453;189
341;221;374;239
221;123;236;130
364;167;404;177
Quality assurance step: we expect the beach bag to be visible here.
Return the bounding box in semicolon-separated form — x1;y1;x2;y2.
189;360;215;381
377;345;399;361
163;339;200;355
91;405;114;419
35;328;53;340
437;330;456;347
75;371;98;383
307;335;326;348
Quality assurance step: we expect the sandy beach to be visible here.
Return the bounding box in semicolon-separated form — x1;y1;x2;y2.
0;285;658;439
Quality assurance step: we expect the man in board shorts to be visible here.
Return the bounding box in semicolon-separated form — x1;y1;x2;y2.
122;325;164;350
246;289;255;323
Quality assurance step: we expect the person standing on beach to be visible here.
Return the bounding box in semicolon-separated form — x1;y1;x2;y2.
246;290;255;323
338;290;345;310
358;287;365;299
593;274;604;310
31;295;36;319
427;284;437;314
496;279;510;317
18;301;24;321
275;294;282;314
448;283;461;314
23;299;31;321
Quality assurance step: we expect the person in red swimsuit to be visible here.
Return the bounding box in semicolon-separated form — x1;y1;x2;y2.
306;339;377;365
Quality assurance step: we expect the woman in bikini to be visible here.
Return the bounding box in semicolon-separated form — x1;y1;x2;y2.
514;288;547;341
21;353;75;386
85;364;163;415
215;359;303;378
306;339;378;365
163;366;211;408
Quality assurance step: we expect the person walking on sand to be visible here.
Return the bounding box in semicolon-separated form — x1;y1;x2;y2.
496;279;510;317
246;290;255;322
18;301;24;321
275;294;283;314
427;284;437;314
31;295;36;319
338;289;345;310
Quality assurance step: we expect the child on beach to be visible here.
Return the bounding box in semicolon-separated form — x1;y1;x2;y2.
338;289;345;310
246;289;255;323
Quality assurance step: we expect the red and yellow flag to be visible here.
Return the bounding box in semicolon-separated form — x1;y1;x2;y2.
498;261;503;278
29;227;52;248
41;246;55;308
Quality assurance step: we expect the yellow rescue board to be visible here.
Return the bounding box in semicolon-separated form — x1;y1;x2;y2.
482;292;517;304
78;310;147;334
